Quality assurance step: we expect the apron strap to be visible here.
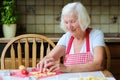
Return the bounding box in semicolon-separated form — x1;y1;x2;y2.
66;36;74;55
66;28;91;54
86;28;90;52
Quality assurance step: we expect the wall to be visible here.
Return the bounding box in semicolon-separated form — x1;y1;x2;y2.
0;0;3;37
16;0;120;34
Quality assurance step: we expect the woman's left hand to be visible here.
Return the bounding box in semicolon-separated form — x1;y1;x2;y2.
44;58;66;72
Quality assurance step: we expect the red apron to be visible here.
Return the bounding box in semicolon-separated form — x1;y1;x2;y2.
64;29;93;66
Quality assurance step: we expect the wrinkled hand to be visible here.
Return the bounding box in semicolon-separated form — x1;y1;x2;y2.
37;57;67;72
44;58;66;72
37;58;46;72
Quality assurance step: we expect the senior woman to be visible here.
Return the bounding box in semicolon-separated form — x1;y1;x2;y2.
37;2;105;73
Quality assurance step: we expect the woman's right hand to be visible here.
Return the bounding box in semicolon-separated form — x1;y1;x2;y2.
37;58;45;73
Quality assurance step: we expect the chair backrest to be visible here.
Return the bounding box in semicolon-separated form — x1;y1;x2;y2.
1;34;55;70
104;46;111;70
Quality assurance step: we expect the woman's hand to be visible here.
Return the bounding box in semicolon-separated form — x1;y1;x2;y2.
44;58;67;72
37;57;67;72
36;57;58;72
37;58;46;72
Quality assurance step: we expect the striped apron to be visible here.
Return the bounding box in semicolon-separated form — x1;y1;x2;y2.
64;28;93;66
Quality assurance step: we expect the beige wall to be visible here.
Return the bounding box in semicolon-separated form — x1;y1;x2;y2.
16;0;120;34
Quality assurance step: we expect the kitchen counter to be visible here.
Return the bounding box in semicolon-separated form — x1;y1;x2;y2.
0;34;63;43
104;37;120;42
0;33;120;43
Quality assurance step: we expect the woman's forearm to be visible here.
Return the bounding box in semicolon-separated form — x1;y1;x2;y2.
46;45;66;61
64;61;104;72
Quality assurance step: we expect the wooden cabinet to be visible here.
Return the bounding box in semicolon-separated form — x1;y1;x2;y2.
106;42;120;80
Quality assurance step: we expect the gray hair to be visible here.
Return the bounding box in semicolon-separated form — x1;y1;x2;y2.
60;2;90;32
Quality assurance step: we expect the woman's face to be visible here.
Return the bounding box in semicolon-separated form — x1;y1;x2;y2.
63;13;82;36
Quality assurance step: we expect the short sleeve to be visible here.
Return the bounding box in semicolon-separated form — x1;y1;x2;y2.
91;29;105;48
57;32;71;47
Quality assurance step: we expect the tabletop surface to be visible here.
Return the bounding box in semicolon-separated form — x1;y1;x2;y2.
41;70;116;80
0;69;116;80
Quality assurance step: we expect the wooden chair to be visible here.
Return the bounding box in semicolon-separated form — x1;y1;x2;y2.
105;46;111;70
1;34;56;70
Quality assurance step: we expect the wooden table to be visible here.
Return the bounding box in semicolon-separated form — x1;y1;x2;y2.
0;69;116;80
42;70;116;80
